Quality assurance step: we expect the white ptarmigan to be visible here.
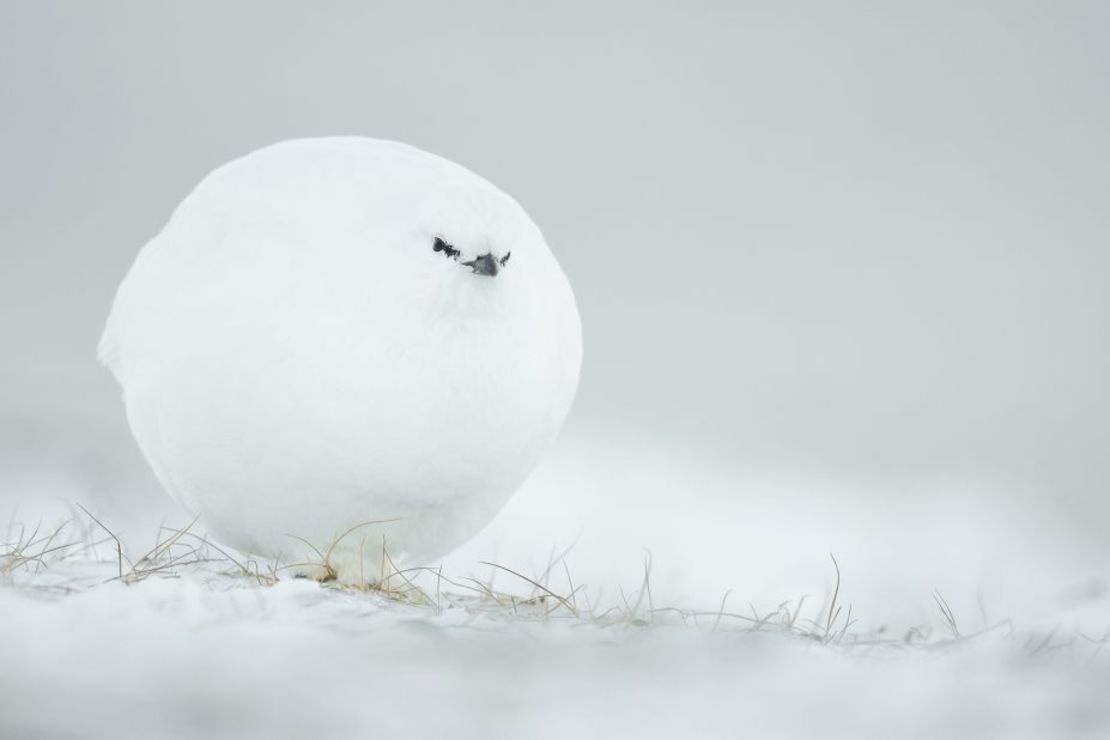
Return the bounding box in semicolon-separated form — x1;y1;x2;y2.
99;137;582;581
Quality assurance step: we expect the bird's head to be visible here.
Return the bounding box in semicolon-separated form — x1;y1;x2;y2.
417;181;525;281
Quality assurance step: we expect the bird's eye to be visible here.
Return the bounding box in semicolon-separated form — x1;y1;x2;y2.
433;236;459;259
500;252;511;266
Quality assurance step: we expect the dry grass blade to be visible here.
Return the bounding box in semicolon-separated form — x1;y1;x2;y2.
373;545;431;604
713;590;733;631
459;575;508;605
824;553;842;643
175;531;275;585
324;519;401;569
1;521;80;574
630;553;655;625
133;517;200;569
76;504;131;580
479;561;578;616
933;590;961;639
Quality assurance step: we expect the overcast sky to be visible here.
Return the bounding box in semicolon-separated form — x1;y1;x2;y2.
1;2;1108;529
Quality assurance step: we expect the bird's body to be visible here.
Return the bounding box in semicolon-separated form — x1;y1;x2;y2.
100;138;581;580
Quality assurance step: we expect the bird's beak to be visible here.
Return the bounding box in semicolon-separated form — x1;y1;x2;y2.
464;253;500;277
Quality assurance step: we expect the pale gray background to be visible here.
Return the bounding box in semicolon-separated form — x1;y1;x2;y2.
1;2;1108;543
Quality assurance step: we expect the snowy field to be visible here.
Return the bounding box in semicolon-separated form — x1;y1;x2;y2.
2;430;1108;740
2;560;1107;740
3;4;1109;738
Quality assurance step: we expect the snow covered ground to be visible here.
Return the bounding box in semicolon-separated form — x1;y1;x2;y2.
2;429;1108;739
1;557;1107;740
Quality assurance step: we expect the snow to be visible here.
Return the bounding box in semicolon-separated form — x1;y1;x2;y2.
2;428;1109;739
1;563;1107;740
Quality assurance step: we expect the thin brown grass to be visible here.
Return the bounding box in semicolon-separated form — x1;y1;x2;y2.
2;513;1106;663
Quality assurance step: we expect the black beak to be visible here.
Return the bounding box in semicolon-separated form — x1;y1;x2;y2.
464;253;499;277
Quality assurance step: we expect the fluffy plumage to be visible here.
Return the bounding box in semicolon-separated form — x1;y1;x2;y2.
100;137;581;581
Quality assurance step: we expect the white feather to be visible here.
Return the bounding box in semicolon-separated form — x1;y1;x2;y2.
101;137;581;580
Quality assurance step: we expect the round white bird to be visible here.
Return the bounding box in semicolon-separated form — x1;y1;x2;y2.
100;137;582;582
